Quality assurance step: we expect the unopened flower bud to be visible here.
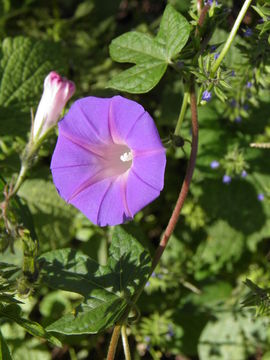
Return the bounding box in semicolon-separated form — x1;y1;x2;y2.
33;71;75;140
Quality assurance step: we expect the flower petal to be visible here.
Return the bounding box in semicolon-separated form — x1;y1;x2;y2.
109;96;145;143
51;135;101;201
59;97;113;146
69;178;112;225
125;112;164;152
97;176;132;226
132;151;166;191
126;169;161;216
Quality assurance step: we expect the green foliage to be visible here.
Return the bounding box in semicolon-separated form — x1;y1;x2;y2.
108;4;190;93
0;331;13;360
198;311;269;360
18;180;78;252
0;304;61;347
1;0;270;359
39;226;151;334
0;37;64;107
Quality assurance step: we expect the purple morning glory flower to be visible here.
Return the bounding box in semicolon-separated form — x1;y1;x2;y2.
246;81;252;88
258;193;264;201
223;175;231;184
202;90;212;102
51;96;166;226
210;160;220;169
241;170;247;178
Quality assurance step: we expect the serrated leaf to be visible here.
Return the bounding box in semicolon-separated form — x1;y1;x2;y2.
0;37;64;107
39;226;151;334
0;304;61;347
108;61;167;93
0;331;13;360
157;4;190;59
18;179;77;252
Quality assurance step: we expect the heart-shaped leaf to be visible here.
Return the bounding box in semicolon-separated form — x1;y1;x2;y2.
39;226;151;335
108;4;190;93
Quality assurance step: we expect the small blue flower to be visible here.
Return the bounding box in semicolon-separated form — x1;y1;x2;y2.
243;104;249;110
210;45;217;53
235;116;242;123
144;336;151;343
202;90;212;102
210;160;220;169
177;61;184;69
246;81;252;88
241;170;247;178
151;272;156;278
146;281;150;287
223;175;231;184
231;70;236;77
168;324;174;337
157;274;163;279
214;52;220;60
230;99;237;107
258;193;264;201
244;28;253;37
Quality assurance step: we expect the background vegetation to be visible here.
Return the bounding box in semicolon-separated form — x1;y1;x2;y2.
1;0;270;359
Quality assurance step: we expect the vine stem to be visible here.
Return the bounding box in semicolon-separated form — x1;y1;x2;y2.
210;0;253;76
106;325;121;360
151;81;198;271
121;325;131;360
174;91;189;136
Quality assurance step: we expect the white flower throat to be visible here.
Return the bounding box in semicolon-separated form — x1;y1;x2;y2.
120;151;133;162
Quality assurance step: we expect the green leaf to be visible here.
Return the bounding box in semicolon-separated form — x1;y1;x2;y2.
157;4;190;59
0;37;64;107
18;179;77;252
108;61;167;94
0;331;13;360
109;32;167;63
109;4;190;93
39;226;151;334
198;313;246;360
0;304;61;347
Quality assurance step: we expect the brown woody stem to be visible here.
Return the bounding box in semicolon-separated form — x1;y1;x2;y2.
151;81;198;271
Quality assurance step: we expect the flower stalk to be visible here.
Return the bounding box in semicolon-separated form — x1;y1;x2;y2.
121;325;131;360
107;325;121;360
174;91;189;136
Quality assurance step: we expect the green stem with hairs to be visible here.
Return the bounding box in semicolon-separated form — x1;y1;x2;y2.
210;0;252;76
174;91;189;136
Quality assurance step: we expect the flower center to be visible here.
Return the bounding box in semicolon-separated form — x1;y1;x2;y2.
120;151;133;162
101;144;133;178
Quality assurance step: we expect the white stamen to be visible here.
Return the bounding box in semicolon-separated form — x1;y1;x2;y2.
120;151;133;162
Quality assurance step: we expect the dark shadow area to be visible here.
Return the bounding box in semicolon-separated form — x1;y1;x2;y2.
198;178;266;235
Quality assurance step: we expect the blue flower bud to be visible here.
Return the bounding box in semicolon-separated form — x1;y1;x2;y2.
223;175;231;184
202;90;212;102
